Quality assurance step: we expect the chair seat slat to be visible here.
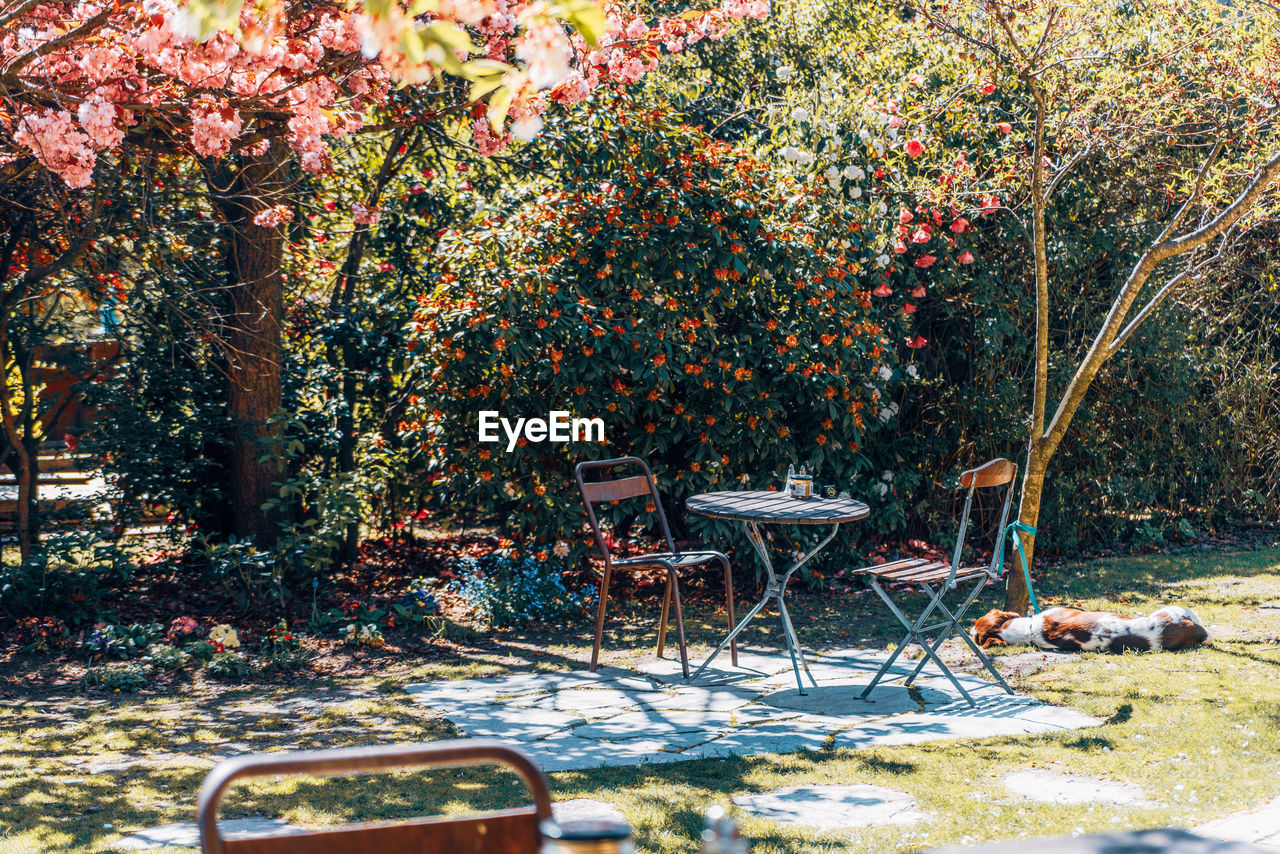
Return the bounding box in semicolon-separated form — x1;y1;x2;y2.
613;551;722;569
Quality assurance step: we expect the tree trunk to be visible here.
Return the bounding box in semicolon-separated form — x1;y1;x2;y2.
1004;441;1049;613
210;145;288;545
0;325;37;560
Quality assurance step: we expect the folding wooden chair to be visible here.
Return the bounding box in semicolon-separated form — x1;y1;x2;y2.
576;456;736;678
197;740;551;854
852;458;1020;706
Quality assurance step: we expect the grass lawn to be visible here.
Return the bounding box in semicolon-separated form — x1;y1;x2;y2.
2;544;1279;853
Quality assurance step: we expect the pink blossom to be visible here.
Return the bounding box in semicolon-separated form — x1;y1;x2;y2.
905;139;925;158
958;250;975;264
352;201;380;225
516;19;572;89
910;226;930;244
898;208;914;224
77;91;124;150
914;254;937;268
14;109;96;188
624;17;649;39
950;217;969;233
998;122;1012;134
550;69;592;105
473;116;509;156
190;99;243;158
872;283;893;297
253;204;293;227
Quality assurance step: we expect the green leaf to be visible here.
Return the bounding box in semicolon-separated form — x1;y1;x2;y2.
553;0;609;47
178;0;245;40
488;87;516;130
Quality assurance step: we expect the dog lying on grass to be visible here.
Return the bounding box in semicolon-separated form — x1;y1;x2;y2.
971;605;1210;653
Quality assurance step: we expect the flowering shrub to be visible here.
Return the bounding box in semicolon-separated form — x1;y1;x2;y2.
391;579;444;634
165;617;202;644
185;640;224;663
6;617;72;652
450;555;596;629
411;106;900;563
260;620;312;672
208;624;241;650
81;623;164;660
340;623;386;647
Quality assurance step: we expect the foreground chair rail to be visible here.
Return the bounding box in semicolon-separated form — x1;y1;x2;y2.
852;458;1020;706
576;456;737;677
197;740;551;854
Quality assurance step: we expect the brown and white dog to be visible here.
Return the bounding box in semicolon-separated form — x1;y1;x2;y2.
971;606;1210;653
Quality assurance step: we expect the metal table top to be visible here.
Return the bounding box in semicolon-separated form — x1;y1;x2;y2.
686;490;870;525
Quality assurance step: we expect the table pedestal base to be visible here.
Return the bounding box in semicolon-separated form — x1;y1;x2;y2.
689;521;839;695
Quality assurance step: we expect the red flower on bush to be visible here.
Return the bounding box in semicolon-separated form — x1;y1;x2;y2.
905;139;925;157
914;254;937;268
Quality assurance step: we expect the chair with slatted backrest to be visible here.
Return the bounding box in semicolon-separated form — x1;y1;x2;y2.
197;740;551;854
852;458;1020;706
576;456;736;678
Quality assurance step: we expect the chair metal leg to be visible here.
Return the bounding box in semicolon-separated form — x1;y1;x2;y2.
720;556;738;667
903;581;1014;695
859;576;976;705
690;591;771;682
912;627;975;704
590;566;613;673
670;571;690;679
656;573;672;659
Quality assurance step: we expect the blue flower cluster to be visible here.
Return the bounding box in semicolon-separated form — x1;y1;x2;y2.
449;555;596;629
398;578;439;617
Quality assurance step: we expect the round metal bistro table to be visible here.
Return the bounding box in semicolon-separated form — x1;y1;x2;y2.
685;490;870;694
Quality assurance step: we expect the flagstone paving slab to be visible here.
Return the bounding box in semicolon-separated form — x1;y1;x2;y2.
114;818;302;850
732;784;927;830
1003;769;1149;806
1195;796;1280;850
405;647;1102;770
551;798;627;825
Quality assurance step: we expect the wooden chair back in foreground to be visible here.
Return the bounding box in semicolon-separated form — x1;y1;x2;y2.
197;739;552;854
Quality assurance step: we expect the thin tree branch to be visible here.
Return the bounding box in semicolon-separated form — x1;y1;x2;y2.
1108;230;1237;356
1154;139;1223;245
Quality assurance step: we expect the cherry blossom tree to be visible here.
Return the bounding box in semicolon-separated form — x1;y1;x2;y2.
0;0;768;541
896;0;1280;610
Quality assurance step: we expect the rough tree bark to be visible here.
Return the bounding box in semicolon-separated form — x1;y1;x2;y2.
209;141;288;545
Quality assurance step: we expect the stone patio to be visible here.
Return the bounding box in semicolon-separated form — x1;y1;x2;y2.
405;646;1103;771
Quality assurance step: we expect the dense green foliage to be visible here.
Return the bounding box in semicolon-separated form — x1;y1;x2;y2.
1;0;1277;630
412;105;906;562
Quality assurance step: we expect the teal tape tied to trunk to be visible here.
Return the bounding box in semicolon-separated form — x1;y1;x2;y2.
994;522;1040;614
